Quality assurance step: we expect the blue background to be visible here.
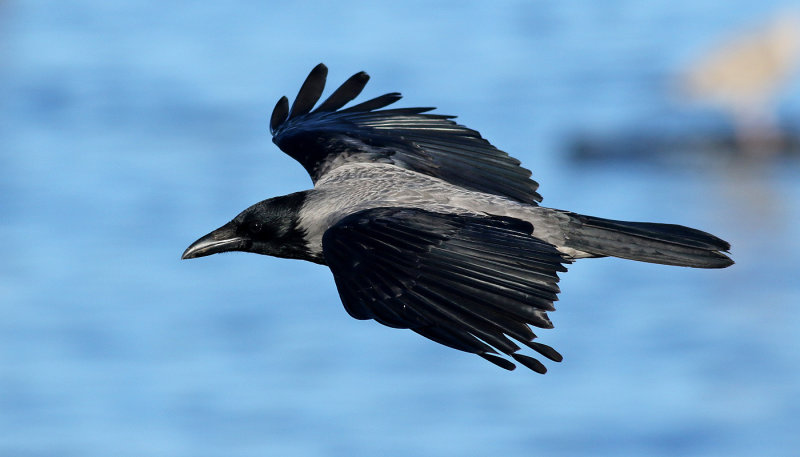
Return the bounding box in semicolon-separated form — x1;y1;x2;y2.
2;1;799;456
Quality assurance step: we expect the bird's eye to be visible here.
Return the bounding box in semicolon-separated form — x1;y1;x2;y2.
247;221;263;234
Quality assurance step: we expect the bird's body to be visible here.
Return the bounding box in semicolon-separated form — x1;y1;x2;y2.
298;163;575;260
184;64;733;373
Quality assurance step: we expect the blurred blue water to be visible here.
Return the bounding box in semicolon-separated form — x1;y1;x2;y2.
2;1;800;456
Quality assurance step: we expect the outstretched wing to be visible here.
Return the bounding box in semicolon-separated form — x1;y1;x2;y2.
270;64;542;205
321;207;571;373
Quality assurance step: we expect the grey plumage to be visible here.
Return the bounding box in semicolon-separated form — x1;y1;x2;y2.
183;64;733;373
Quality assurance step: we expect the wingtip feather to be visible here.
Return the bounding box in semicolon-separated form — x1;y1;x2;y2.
524;341;563;362
315;71;371;113
270;96;289;134
479;353;517;371
340;92;403;113
511;353;548;374
288;63;328;119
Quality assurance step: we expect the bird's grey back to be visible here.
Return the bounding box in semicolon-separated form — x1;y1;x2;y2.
297;163;572;256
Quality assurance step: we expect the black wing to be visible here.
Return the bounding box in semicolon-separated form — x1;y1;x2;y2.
270;63;542;205
321;207;571;373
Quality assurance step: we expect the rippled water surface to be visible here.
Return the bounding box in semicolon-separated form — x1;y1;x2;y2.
2;1;800;456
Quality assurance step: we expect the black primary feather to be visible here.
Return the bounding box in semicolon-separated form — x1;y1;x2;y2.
339;92;403;113
270;96;289;134
314;71;370;113
288;63;328;120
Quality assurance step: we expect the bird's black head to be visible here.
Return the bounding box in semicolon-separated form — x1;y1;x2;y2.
182;191;314;262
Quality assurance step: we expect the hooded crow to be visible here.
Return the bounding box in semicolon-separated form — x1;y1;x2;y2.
183;64;733;373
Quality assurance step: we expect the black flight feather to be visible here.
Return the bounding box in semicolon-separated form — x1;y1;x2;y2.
314;71;370;113
511;353;547;374
269;96;289;134
339;92;403;113
288;63;328;120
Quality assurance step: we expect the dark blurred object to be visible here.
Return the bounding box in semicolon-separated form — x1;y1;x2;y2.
569;116;800;166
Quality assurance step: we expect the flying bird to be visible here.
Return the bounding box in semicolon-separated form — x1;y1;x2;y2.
183;64;733;373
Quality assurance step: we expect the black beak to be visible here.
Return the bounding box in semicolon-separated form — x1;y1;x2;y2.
182;224;247;259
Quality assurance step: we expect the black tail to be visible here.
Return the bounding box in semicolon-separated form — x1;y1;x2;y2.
564;214;733;268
